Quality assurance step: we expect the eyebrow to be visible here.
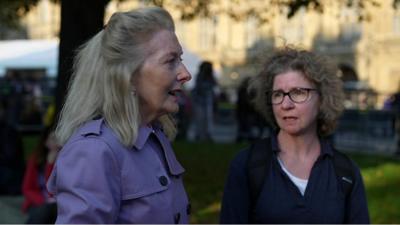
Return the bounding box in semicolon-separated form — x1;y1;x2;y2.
272;87;314;91
160;50;183;61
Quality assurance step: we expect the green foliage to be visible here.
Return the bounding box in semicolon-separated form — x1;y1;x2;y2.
0;0;395;30
0;0;41;27
142;0;388;23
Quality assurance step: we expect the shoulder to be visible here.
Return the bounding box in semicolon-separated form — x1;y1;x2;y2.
57;137;119;174
229;147;250;173
48;132;122;194
60;118;126;160
332;149;363;184
333;150;360;171
231;137;272;165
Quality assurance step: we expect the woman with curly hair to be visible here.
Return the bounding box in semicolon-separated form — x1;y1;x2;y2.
220;47;369;223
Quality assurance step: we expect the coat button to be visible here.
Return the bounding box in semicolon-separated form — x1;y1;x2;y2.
174;212;181;224
159;176;168;186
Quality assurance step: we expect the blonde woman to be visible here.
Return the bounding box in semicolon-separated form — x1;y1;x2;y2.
47;7;191;223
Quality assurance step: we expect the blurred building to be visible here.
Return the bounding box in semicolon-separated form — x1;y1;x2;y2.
4;0;400;107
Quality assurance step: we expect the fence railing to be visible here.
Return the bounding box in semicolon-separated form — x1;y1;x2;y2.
333;109;398;154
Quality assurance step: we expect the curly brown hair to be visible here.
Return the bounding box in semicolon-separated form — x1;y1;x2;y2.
249;46;345;136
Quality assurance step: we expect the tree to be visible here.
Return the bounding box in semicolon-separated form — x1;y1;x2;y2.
144;0;388;23
55;0;109;119
0;0;41;27
0;0;41;38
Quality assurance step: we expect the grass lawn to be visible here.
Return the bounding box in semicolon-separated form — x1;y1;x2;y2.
350;153;400;224
173;141;247;223
22;137;400;223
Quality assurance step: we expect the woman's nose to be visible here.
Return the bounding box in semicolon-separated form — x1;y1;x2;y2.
177;64;192;83
280;95;295;109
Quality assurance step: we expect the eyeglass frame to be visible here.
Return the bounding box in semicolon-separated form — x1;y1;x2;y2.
267;87;319;105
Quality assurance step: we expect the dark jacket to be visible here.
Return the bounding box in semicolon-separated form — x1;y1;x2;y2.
220;135;370;224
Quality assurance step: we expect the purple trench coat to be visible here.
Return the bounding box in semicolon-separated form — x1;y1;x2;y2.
47;118;190;223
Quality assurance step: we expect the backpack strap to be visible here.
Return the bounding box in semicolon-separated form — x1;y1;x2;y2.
332;149;355;202
246;137;272;219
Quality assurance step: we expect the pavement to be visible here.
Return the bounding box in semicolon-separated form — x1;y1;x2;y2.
0;195;26;223
186;107;240;143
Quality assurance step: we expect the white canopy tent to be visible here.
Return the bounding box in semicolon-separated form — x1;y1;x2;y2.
0;39;202;89
0;40;59;77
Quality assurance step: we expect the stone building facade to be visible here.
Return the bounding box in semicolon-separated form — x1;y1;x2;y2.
13;0;400;107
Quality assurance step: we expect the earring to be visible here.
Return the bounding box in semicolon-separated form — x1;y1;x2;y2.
131;89;137;96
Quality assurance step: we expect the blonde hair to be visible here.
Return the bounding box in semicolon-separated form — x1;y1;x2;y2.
250;46;345;136
56;7;177;147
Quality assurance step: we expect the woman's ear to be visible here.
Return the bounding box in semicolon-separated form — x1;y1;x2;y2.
130;75;138;96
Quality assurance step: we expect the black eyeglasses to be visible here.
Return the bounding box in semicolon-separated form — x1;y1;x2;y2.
269;87;318;105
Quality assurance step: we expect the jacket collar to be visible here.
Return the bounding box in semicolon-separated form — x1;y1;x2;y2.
270;133;334;157
78;117;103;136
78;118;184;175
134;125;153;150
134;122;185;176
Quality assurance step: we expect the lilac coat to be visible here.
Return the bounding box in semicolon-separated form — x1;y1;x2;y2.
47;118;190;223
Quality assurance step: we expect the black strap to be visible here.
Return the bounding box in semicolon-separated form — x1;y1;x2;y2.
246;137;272;220
332;149;355;201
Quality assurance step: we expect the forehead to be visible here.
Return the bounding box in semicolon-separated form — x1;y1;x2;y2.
273;70;313;89
146;29;182;57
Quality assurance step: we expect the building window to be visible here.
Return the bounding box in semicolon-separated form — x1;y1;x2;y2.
282;7;305;44
175;20;186;44
246;16;259;48
394;5;400;35
339;6;361;42
199;17;216;50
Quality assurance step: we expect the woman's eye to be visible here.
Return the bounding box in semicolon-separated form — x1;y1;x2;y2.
272;92;282;98
292;90;302;96
167;57;180;64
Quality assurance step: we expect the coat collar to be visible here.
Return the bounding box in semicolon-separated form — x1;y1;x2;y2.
78;118;185;176
135;124;185;176
78;117;103;136
270;133;334;157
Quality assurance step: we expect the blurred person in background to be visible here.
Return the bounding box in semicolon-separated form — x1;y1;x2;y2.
236;77;267;142
191;61;217;141
383;91;400;154
0;99;25;195
22;126;59;224
47;7;192;223
220;47;369;224
174;88;192;140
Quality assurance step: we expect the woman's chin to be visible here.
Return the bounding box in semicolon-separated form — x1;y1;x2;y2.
279;127;302;136
165;104;179;114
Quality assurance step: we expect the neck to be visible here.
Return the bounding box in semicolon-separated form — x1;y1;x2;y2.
141;119;154;127
277;131;320;157
140;109;157;126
